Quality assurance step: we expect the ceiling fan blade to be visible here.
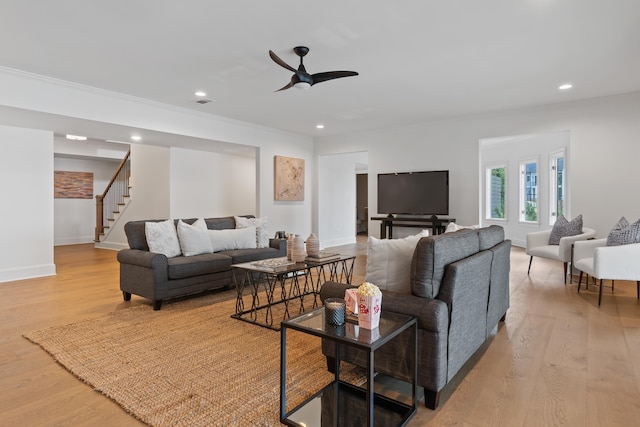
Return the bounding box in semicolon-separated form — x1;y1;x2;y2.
269;50;297;73
275;81;294;92
311;71;359;85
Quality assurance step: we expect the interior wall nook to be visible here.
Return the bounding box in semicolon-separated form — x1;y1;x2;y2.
480;131;570;248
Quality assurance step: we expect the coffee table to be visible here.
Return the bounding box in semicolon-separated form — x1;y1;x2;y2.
280;307;417;426
231;255;355;330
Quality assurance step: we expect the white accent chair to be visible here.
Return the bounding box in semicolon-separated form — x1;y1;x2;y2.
573;238;640;306
525;227;596;283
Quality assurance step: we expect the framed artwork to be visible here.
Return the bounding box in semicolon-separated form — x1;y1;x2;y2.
54;171;94;199
274;155;304;201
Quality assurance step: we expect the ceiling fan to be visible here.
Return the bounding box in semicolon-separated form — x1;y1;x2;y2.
268;46;358;92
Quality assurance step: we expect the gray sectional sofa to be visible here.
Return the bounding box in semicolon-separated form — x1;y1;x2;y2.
117;215;286;310
320;225;511;409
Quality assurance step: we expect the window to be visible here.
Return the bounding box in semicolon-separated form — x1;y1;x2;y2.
486;166;506;219
520;159;538;223
549;152;565;224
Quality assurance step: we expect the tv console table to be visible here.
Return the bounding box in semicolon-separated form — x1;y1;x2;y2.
371;216;456;239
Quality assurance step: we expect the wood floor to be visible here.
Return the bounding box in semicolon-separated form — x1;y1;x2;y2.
1;241;640;426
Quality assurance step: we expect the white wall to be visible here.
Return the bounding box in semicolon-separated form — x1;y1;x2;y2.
316;92;640;243
53;156;121;245
169;147;256;218
0;69;315;258
480;131;570;247
0;125;56;282
317;152;368;247
98;144;171;250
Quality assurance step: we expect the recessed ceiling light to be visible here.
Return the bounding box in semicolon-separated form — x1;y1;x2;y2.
66;134;87;141
316;124;325;129
195;91;207;97
558;83;573;90
131;135;142;141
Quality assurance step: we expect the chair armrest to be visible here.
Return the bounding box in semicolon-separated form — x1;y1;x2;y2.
595;243;640;280
573;238;607;261
525;230;552;253
558;227;597;261
117;249;168;269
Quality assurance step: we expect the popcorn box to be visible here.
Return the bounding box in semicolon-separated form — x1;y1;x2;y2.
344;288;359;314
357;294;382;329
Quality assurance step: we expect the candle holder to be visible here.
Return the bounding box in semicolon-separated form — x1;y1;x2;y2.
324;298;346;326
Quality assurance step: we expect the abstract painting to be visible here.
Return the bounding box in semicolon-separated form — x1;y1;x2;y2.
274;155;304;201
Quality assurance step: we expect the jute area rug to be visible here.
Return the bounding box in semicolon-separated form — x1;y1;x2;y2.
23;288;363;427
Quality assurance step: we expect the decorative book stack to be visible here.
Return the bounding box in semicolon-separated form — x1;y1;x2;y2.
305;251;341;262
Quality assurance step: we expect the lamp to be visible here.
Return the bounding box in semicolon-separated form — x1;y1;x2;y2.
294;81;311;90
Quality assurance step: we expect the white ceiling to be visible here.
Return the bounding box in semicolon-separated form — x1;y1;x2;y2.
1;1;640;139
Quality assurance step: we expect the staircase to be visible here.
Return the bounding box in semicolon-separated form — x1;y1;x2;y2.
95;150;131;242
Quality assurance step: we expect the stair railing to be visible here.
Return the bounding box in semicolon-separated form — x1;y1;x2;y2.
95;149;131;242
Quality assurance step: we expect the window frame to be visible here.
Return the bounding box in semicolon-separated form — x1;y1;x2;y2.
549;150;566;225
519;158;539;224
485;164;507;221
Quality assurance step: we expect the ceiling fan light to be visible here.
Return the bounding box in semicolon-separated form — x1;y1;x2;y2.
294;81;311;90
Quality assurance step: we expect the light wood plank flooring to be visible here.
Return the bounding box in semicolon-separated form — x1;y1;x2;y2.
1;242;639;426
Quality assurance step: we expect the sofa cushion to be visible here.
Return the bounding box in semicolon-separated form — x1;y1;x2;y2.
209;227;257;252
145;219;182;258
411;228;480;299
177;219;213;256
549;214;583;245
167;253;232;280
365;230;429;294
477;225;505;251
219;247;283;264
235;216;269;248
445;222;479;233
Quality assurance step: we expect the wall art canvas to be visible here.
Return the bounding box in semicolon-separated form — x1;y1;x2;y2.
274;155;304;201
54;171;94;199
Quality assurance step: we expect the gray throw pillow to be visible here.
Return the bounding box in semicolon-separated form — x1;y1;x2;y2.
548;214;583;245
606;217;640;246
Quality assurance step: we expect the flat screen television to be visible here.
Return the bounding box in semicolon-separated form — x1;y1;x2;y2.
377;170;449;216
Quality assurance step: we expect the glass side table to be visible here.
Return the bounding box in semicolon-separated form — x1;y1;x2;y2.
280;307;417;427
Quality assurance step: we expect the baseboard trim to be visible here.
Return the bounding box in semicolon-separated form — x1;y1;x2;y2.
0;264;56;283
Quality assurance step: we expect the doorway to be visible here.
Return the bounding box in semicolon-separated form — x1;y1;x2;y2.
356;173;368;235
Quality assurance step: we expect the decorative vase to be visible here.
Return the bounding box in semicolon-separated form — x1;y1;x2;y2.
291;235;306;263
305;233;319;257
286;234;293;261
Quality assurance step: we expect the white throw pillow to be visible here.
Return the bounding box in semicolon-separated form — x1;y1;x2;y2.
445;222;480;233
365;230;429;294
235;216;269;248
145;219;182;258
177;219;213;256
209;226;257;252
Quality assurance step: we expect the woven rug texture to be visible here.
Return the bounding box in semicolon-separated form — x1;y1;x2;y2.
23;288;363;427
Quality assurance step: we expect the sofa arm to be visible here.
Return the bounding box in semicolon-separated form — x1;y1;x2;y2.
382;291;449;333
320;282;449;334
117;249;168;269
269;238;286;252
319;281;357;302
